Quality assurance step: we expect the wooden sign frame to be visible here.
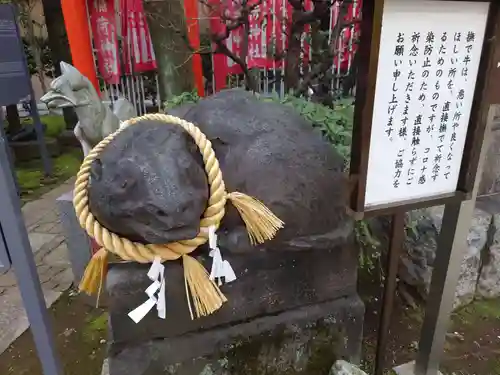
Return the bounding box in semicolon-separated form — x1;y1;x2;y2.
347;2;500;374
348;0;499;218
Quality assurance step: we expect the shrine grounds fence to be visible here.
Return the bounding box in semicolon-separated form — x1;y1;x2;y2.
89;0;361;114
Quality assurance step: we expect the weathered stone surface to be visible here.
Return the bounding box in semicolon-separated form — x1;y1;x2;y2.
0;178;75;356
329;360;367;375
476;196;500;298
107;239;357;345
478;107;500;197
42;243;71;267
57;191;93;284
10;138;60;162
477;220;500;298
108;295;364;375
28;232;59;254
89;89;351;252
393;361;443;375
89;121;209;244
454;206;492;307
399;205;491;307
0;287;61;356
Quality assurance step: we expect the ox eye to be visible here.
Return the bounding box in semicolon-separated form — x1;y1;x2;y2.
157;209;167;217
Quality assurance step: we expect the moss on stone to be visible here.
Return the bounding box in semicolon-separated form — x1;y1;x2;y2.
168;316;343;375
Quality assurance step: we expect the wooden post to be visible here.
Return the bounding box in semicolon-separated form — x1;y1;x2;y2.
184;0;205;97
61;0;100;93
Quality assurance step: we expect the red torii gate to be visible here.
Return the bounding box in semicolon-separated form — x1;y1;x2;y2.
60;0;204;97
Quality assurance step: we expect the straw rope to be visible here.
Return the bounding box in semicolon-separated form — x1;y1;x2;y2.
73;113;284;319
73;113;226;263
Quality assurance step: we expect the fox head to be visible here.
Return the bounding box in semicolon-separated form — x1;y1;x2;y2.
40;62;100;109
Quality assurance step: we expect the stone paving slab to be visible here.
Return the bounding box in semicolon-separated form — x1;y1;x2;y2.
0;178;76;355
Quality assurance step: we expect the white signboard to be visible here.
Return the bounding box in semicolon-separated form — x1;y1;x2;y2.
364;0;489;207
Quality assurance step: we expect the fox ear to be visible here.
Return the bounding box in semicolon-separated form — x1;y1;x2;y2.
59;62;88;91
60;62;80;77
60;61;71;73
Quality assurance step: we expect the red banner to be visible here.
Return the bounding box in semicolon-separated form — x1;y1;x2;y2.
223;0;295;73
121;0;157;74
209;0;361;93
89;0;121;84
332;0;361;72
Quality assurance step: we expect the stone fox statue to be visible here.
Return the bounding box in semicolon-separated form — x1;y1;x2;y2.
88;89;352;254
41;62;135;156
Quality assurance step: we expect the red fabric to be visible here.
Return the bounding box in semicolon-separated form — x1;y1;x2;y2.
89;238;101;255
333;0;361;72
209;0;362;93
120;0;157;74
88;0;121;84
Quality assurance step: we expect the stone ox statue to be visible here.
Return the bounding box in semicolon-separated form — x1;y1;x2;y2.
40;62;136;156
88;89;352;253
88;89;363;374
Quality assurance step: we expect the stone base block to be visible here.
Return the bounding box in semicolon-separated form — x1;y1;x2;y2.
56;191;93;284
393;361;443;375
108;294;364;375
10;138;60;162
107;241;358;344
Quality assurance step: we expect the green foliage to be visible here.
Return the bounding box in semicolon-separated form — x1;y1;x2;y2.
454;298;500;325
16;148;82;201
163;90;200;111
83;312;108;343
21;115;66;138
355;221;381;273
86;313;108;333
164;91;356;162
259;93;354;162
23;38;54;77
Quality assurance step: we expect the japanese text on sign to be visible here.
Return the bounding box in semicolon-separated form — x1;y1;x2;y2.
364;0;489;207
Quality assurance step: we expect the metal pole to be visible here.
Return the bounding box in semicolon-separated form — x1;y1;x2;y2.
29;93;53;176
374;210;406;375
414;105;495;375
0;106;19;194
0;120;62;375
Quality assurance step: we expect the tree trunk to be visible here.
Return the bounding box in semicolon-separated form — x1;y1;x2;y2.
41;0;77;129
6;104;22;135
284;9;305;92
144;0;194;103
25;12;47;94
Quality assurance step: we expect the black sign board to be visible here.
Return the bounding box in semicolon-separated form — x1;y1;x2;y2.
0;4;31;106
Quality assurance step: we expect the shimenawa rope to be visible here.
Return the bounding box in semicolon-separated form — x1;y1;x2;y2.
73;113;284;319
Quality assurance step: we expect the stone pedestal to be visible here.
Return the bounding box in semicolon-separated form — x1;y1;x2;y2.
57;191;100;306
106;238;364;375
56;191;92;284
393;361;443;375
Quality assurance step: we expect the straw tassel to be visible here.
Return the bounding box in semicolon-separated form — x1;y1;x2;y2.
78;247;109;306
182;254;227;320
227;192;284;245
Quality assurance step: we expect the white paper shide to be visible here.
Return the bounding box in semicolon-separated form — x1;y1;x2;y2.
128;257;166;324
364;0;490;207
